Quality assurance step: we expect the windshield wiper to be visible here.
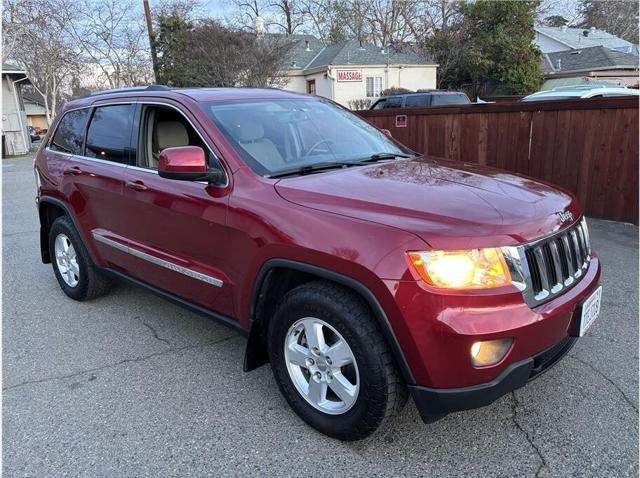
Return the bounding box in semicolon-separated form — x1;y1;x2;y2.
355;152;413;163
267;161;357;179
267;153;416;179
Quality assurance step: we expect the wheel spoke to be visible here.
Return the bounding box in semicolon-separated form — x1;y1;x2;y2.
287;343;311;367
69;260;80;277
326;340;352;367
302;319;326;352
307;377;327;405
55;235;66;255
329;372;357;405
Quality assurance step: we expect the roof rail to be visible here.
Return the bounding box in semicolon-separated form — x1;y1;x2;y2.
78;85;171;99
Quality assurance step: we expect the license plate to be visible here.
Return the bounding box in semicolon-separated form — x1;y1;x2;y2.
579;286;602;336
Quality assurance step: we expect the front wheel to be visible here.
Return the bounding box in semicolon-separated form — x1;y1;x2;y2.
268;281;407;440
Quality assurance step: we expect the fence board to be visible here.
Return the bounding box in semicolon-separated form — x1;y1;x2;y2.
358;97;639;224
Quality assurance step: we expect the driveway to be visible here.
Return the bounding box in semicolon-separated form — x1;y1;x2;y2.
3;154;638;477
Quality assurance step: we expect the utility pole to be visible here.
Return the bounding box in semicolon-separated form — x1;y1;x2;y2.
143;0;159;83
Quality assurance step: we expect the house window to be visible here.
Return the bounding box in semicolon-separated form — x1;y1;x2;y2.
366;76;383;97
307;80;316;95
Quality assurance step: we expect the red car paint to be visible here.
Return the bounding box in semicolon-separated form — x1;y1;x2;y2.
34;88;600;401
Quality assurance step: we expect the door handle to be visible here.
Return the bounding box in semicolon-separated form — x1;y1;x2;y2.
63;166;82;176
125;180;148;192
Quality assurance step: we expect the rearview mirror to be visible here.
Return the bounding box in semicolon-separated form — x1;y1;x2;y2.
158;146;223;184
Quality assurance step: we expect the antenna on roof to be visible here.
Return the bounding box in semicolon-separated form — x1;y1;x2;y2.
305;40;311;51
358;40;365;50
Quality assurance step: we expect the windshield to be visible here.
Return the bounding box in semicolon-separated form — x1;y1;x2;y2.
204;98;409;175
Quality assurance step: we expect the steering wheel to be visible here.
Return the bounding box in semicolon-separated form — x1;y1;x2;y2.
304;139;334;156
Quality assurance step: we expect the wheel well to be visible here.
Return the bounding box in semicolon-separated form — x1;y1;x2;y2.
38;201;66;263
243;263;415;385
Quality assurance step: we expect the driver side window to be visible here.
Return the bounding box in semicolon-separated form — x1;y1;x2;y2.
138;105;220;171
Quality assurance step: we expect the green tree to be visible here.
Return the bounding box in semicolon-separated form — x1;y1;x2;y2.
154;9;192;86
154;12;288;88
458;0;542;96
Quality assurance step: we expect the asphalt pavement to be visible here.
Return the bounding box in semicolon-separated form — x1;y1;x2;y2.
3;154;638;477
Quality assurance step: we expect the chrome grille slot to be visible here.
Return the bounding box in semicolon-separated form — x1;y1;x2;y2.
503;218;591;307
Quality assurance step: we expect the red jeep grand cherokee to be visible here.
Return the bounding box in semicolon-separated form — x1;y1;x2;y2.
34;86;602;440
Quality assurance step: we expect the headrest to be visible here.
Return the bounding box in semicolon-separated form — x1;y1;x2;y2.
234;119;265;142
157;121;189;150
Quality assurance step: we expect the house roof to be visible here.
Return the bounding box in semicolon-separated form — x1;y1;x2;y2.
2;62;26;74
535;26;636;54
23;89;45;106
280;35;431;72
542;46;639;73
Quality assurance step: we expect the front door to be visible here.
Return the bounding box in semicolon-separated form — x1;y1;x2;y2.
121;102;235;317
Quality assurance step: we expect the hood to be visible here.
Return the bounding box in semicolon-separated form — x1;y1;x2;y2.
274;157;581;249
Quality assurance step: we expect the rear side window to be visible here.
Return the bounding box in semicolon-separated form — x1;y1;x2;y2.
85;104;135;164
405;95;431;107
383;97;403;109
50;109;90;155
431;94;471;106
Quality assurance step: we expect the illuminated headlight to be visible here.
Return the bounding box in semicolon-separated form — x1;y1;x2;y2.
470;338;513;366
407;248;512;289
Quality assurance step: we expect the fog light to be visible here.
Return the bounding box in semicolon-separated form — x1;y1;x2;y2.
470;338;513;367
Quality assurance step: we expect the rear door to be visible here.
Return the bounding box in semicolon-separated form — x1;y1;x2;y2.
46;102;136;268
120;101;235;317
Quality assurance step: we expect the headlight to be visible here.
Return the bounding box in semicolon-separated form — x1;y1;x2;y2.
407;248;512;289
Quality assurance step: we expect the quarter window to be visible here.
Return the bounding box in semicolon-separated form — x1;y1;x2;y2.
366;76;383;97
85;104;135;164
50;109;90;155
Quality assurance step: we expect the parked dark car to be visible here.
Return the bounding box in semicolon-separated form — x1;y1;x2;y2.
34;86;601;440
370;91;472;109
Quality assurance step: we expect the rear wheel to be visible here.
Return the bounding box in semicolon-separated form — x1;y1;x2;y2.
268;281;407;440
49;216;111;301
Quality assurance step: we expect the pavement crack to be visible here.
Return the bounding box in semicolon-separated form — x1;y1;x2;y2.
511;392;547;478
142;321;172;346
3;334;239;392
568;354;638;413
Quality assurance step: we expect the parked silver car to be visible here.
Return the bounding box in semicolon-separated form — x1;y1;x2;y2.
522;85;639;101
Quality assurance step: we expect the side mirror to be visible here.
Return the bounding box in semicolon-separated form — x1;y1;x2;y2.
381;128;392;138
158;146;223;184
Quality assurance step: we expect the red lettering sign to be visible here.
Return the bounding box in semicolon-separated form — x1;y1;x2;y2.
336;70;362;82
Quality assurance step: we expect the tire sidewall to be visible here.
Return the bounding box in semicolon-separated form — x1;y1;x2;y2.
49;217;91;300
268;288;390;439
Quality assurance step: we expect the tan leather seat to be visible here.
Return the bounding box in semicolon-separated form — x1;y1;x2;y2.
151;121;190;168
234;119;285;170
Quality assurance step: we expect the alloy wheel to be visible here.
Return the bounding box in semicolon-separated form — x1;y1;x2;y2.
284;317;360;415
54;233;79;287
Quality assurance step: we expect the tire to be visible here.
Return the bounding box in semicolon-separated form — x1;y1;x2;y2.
49;215;111;301
267;280;407;441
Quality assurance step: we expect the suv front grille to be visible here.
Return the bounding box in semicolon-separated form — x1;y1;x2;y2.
502;218;591;307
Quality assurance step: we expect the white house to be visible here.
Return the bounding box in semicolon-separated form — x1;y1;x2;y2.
2;63;31;156
276;35;438;107
534;26;637;55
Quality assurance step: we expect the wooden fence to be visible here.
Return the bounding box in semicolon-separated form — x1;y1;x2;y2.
359;97;639;224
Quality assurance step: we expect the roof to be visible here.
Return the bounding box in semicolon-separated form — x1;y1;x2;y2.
2;62;26;75
542;46;639;73
65;86;311;109
22;90;46;106
535;26;636;53
541;77;624;90
280;35;431;71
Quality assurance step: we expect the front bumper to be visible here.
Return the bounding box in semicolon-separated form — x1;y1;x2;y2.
409;335;577;422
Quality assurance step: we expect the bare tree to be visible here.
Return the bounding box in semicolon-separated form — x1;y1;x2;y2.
54;0;152;89
269;0;305;34
3;0;79;122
